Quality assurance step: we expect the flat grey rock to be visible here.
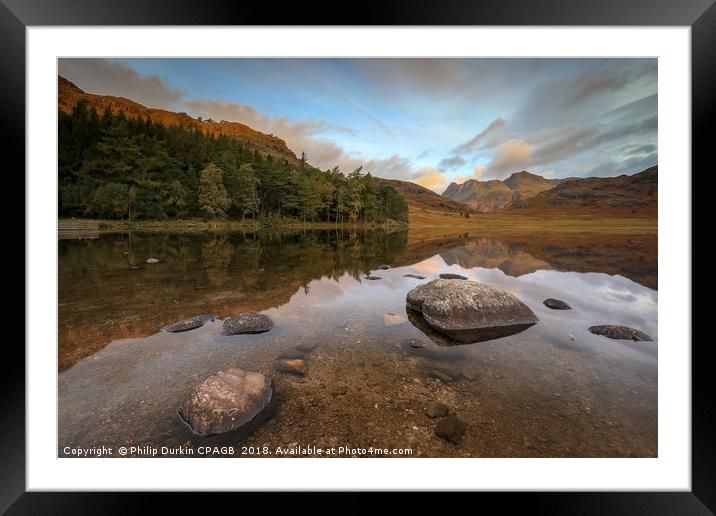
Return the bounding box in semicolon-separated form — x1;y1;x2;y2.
406;279;538;343
589;325;653;342
162;314;216;333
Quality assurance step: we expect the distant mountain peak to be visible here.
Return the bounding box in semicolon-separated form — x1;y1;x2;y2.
442;170;560;212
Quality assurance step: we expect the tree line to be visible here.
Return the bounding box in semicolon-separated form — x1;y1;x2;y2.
59;101;408;224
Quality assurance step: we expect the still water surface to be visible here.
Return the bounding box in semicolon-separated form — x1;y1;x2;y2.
58;229;657;457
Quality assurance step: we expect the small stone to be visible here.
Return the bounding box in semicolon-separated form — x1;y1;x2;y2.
435;415;466;444
377;265;391;270
426;401;449;418
146;258;159;264
429;369;454;384
274;359;306;376
439;273;467;280
406;338;425;348
403;274;426;279
365;275;381;280
384;311;407;326
543;298;572;310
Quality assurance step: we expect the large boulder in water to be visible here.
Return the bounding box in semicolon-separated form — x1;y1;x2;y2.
589;325;653;342
162;314;217;333
406;279;538;343
178;368;272;436
221;312;274;335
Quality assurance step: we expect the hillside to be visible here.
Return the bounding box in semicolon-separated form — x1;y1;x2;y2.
504;166;657;216
58;75;300;166
373;177;470;214
442;171;560;212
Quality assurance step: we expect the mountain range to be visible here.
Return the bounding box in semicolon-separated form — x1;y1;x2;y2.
442;171;561;212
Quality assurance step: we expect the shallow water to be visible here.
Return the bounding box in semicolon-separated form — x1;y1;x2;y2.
58;229;657;457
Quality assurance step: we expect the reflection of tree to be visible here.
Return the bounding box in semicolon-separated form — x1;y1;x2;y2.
201;235;234;286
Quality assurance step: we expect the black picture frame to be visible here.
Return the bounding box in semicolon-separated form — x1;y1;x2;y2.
4;0;709;512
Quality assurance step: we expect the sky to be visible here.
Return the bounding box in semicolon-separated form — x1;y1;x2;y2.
58;58;657;193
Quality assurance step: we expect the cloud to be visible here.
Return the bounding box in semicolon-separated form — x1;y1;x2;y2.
452;117;507;155
184;98;359;169
413;167;450;192
482;139;535;179
438;155;466;170
454;164;487;184
58;58;183;108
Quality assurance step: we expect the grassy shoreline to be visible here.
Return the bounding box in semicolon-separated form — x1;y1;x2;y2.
59;209;657;236
59;217;408;233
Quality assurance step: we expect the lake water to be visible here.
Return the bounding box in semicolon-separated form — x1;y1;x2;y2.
58;229;657;457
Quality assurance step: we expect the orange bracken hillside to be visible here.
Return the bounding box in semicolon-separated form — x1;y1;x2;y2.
58;75;301;166
373;177;471;215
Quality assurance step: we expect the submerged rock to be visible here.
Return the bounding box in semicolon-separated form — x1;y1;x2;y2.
403;273;426;280
406;338;425;348
543;298;572;310
365;275;381;281
406;279;538;343
275;358;307;376
435;415;466;444
221;312;274;335
178;368;272;436
439;273;467;280
384;311;407;326
589;325;653;342
146;258;159;264
295;342;319;353
429;369;456;384
426;401;449;418
277;349;308;360
162;314;216;333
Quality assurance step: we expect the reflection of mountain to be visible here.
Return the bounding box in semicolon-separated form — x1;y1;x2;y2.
440;239;552;277
398;234;657;290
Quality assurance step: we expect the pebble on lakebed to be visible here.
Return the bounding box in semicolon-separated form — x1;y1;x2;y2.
589;325;653;342
274;358;307;376
221;312;274;335
435;415;467;444
384;311;407;326
543;298;572;310
426;401;449;418
178;368;272;436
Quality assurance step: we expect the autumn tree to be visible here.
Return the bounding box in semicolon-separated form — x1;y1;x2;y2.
198;163;230;218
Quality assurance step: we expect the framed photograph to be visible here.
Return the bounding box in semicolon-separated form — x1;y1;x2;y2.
6;0;709;511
